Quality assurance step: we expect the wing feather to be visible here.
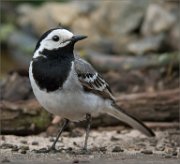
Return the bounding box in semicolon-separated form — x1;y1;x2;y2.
74;57;115;101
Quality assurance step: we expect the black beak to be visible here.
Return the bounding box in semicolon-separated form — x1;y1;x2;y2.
71;35;87;42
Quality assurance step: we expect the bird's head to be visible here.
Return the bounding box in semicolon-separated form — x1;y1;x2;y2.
33;28;87;58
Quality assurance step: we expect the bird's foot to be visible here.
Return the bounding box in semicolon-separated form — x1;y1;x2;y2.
33;146;61;153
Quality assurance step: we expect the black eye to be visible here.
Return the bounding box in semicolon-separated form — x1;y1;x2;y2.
52;35;59;42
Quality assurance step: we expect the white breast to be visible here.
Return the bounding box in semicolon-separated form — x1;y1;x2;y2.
29;62;111;121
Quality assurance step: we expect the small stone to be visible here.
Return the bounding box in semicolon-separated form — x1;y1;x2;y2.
19;150;27;154
20;145;29;151
73;159;79;163
164;147;175;154
164;154;172;158
31;141;39;145
137;143;146;148
172;151;177;156
141;150;153;155
68;147;73;151
172;151;178;156
0;143;14;149
149;142;157;147
20;140;27;144
33;148;48;154
111;136;119;141
116;130;121;134
134;147;141;151
62;132;69;137
49;138;55;142
156;146;165;151
11;146;19;152
112;146;124;152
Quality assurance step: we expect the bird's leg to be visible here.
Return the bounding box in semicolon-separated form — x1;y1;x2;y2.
50;118;69;150
83;114;92;151
35;118;69;153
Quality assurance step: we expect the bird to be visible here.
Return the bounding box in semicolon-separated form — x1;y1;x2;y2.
29;27;155;153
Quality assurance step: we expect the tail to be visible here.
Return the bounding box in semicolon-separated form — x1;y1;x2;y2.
106;103;155;137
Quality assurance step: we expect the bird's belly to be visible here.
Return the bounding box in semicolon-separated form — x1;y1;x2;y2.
33;88;106;121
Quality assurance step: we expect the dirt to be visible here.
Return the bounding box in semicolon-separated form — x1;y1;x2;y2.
0;128;180;164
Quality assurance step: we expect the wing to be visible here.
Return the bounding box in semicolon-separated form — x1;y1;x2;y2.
74;56;115;101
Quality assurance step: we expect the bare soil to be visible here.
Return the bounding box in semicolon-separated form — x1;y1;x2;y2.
0;127;180;164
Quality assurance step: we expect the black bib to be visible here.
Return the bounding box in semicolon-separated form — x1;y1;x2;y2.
32;45;74;92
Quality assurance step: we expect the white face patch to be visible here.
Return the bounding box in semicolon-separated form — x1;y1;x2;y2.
33;29;74;58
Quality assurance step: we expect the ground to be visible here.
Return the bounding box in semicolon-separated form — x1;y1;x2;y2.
0;127;180;164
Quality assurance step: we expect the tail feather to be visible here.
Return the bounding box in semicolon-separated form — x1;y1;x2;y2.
106;103;155;137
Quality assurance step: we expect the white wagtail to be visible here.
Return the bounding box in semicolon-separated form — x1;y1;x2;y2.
29;28;155;153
